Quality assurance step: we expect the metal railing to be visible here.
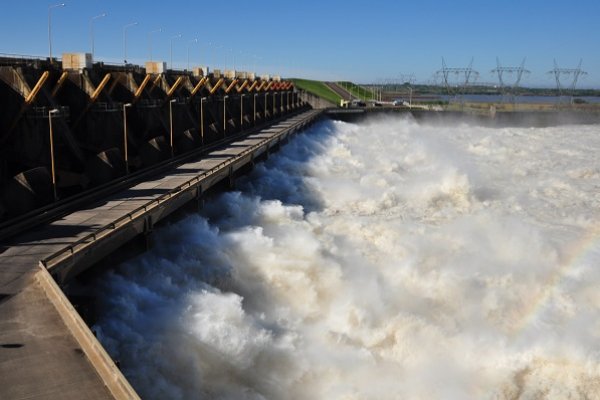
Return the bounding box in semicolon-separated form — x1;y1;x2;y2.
92;102;122;113
29;105;70;119
0;53;53;66
137;99;163;109
40;109;322;271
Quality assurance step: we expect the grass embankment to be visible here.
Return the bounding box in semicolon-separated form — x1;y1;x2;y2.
291;78;342;105
337;81;375;101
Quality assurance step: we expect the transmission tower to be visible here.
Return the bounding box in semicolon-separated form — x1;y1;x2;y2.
435;58;479;101
491;57;530;102
547;59;587;104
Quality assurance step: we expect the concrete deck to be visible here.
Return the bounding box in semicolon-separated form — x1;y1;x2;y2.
0;109;322;399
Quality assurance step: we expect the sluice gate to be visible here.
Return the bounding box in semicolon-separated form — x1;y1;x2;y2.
0;56;304;228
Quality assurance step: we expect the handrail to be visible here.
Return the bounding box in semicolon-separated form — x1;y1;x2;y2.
40;109;322;270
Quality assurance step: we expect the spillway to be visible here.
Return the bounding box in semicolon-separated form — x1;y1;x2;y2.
91;115;600;399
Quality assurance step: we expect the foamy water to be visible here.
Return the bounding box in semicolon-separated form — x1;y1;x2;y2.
94;116;600;399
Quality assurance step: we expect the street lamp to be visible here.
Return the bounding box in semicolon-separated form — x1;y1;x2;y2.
200;97;206;145
123;103;132;174
252;54;259;75
214;45;223;68
238;50;244;72
123;22;138;64
226;48;231;70
253;93;257;125
170;34;182;70
206;42;212;69
169;99;177;157
240;94;244;128
187;38;198;71
48;108;60;201
148;28;162;61
48;3;66;63
90;13;107;60
223;95;229;135
264;92;268;120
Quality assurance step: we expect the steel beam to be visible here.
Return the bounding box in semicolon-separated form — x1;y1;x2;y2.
166;76;185;98
209;78;225;95
190;76;208;97
224;79;238;94
90;73;111;102
51;71;69;97
25;71;50;105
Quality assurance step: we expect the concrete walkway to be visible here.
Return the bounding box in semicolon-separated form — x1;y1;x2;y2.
0;109;322;400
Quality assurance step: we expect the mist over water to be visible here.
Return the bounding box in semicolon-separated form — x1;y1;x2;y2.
94;116;600;399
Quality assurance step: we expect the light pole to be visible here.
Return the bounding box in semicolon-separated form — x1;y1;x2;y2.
223;95;228;135
123;22;138;64
264;92;268;119
48;3;66;63
148;28;162;61
240;94;244;128
170;34;182;70
200;97;206;145
253;94;257;125
90;13;107;61
226;48;232;70
238;50;244;72
48;109;60;201
169;99;176;157
187;38;198;71
205;42;212;68
123;103;132;174
216;45;224;69
252;54;259;75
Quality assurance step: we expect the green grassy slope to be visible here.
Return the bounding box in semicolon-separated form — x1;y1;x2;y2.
291;78;342;105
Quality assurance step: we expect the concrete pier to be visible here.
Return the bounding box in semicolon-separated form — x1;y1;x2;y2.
0;109;322;399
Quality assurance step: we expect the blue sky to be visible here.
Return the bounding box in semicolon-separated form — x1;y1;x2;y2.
1;0;598;87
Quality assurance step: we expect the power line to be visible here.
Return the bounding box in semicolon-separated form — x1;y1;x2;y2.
547;59;587;104
435;57;479;101
491;57;530;102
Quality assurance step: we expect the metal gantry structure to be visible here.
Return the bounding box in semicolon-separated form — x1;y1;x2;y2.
547;59;587;104
0;55;301;221
435;58;479;101
491;57;530;102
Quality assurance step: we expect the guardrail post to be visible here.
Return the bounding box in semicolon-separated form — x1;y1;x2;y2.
195;185;204;211
228;165;235;189
143;215;154;250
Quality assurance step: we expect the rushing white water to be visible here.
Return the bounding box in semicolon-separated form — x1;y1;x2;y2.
94;116;600;399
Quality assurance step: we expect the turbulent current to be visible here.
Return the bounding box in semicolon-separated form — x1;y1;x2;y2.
94;116;600;399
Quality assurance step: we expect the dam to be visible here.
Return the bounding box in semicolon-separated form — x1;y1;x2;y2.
1;57;600;399
0;53;321;399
